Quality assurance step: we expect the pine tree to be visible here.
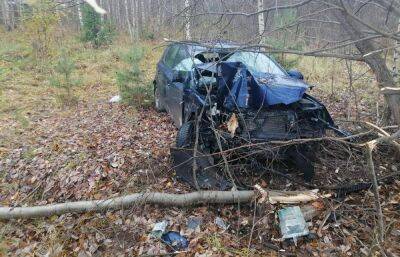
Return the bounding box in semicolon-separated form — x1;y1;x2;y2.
81;3;115;48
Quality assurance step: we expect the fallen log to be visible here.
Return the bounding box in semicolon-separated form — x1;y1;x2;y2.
0;191;254;219
0;189;329;220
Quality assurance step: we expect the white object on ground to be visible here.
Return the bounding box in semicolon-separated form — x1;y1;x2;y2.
151;220;168;238
109;95;121;103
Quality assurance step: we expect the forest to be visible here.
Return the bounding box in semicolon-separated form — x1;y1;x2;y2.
0;0;400;256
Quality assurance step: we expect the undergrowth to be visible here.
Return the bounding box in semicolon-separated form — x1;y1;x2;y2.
81;3;116;48
116;46;154;107
49;50;81;106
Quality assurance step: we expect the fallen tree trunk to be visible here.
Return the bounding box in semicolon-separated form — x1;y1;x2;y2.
0;189;329;220
0;191;254;219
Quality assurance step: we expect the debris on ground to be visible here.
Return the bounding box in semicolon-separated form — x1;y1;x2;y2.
278;206;310;244
214;216;229;231
109;95;121;103
160;231;189;251
186;216;203;232
151;220;168;238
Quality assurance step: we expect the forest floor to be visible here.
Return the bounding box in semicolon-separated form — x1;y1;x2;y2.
0;30;399;256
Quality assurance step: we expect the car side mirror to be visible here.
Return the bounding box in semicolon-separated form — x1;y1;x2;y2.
287;69;304;80
172;71;185;83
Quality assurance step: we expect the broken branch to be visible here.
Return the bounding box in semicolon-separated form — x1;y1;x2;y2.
0;189;329;220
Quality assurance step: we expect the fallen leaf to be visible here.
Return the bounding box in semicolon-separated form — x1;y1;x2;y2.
227;113;238;138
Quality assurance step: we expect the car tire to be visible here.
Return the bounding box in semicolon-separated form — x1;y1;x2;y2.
172;122;229;190
176;121;194;147
154;86;165;112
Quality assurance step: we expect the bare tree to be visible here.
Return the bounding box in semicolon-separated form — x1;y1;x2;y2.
76;0;83;27
257;0;264;36
184;0;191;40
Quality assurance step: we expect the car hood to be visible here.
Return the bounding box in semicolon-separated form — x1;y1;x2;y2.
216;62;309;110
251;71;309;105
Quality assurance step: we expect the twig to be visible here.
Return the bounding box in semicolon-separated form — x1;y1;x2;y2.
365;142;385;243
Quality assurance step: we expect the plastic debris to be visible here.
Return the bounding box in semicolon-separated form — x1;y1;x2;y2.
161;231;189;251
109;95;121;103
187;217;202;231
150;220;168;238
278;206;309;243
214;217;229;230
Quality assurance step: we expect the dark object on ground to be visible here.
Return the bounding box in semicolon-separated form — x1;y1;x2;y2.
334;182;372;198
170;147;229;190
161;231;189;251
155;41;349;189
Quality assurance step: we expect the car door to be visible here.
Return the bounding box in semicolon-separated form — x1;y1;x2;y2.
156;44;180;113
165;45;190;127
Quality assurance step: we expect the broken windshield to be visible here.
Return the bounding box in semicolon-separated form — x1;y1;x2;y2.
226;51;286;76
173;57;203;71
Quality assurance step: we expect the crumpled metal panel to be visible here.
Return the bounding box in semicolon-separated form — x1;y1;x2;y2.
216;62;309;110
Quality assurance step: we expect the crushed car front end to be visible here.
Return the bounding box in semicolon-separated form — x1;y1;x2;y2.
171;45;348;189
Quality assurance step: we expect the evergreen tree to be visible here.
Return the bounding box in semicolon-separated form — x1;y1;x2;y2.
81;4;115;48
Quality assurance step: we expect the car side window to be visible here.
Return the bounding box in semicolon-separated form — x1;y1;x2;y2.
173;46;189;67
163;45;180;68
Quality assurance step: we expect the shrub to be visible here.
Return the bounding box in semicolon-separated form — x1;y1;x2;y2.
116;47;152;107
81;4;116;48
50;51;81;105
22;0;59;60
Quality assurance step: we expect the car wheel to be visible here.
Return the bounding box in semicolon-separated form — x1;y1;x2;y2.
176;121;194;147
154;87;165;112
172;122;229;190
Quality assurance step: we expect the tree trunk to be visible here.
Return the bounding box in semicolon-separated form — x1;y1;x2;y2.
184;0;191;40
381;87;400;124
393;17;400;84
124;0;133;39
140;0;145;32
0;189;327;220
257;0;264;36
336;6;399;124
77;0;83;28
134;0;140;38
131;0;137;39
2;0;10;30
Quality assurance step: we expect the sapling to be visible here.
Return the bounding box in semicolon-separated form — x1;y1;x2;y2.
116;46;153;107
50;51;81;105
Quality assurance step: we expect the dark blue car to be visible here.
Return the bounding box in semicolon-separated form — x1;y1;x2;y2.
154;41;345;189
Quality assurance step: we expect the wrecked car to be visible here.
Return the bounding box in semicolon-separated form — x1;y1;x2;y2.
154;41;348;189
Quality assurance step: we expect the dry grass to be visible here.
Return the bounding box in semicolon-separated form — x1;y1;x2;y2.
0;29;165;159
